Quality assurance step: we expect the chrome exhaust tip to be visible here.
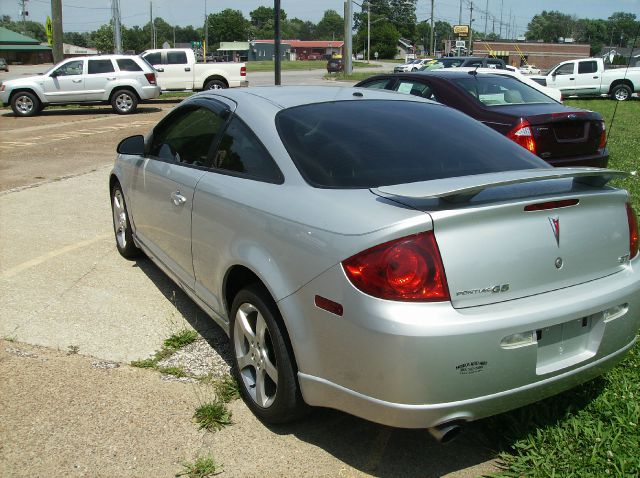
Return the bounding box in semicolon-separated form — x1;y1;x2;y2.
427;422;463;444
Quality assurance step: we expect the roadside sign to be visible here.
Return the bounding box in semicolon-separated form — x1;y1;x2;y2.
374;51;379;59
46;16;53;46
453;25;469;36
456;40;466;48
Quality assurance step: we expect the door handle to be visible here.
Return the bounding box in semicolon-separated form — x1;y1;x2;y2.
593;76;599;79
156;67;164;72
569;77;575;80
106;77;116;80
170;190;187;206
185;67;191;72
72;79;82;83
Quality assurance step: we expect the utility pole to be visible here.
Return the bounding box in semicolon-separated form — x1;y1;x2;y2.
112;0;122;54
469;2;473;55
19;0;27;34
430;0;435;56
274;0;281;85
51;0;63;63
367;1;370;63
458;0;463;25
204;0;208;62
484;0;488;36
345;0;353;75
499;0;503;38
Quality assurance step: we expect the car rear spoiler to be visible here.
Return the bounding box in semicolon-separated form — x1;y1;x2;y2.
372;168;628;204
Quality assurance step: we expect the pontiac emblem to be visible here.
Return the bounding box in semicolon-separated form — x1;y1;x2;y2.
548;216;560;247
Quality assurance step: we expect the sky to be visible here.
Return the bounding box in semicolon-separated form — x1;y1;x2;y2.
1;0;639;35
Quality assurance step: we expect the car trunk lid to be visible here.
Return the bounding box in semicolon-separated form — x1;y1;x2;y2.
373;168;631;308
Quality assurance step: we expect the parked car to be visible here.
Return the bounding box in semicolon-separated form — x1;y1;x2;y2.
140;48;247;91
110;86;639;440
0;57;8;72
0;55;160;117
394;58;434;73
519;64;541;75
356;71;608;167
326;58;344;73
530;57;640;100
426;56;507;69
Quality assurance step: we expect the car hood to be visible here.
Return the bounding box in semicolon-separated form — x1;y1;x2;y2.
2;74;48;86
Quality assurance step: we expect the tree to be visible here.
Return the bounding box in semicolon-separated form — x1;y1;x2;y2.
123;25;148;53
606;12;638;47
284;18;316;40
316;10;343;40
63;32;89;48
249;6;286;39
433;20;453;51
207;9;250;45
573;18;608;55
525;10;574;42
90;24;114;53
370;21;400;59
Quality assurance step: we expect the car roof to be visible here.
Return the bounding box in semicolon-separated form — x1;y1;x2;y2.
62;54;142;61
197;85;438;110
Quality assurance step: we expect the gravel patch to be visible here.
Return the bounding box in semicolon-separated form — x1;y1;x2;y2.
5;347;42;359
91;360;120;369
157;337;232;379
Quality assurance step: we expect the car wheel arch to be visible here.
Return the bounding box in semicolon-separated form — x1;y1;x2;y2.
9;87;44;104
203;75;229;90
108;86;140;103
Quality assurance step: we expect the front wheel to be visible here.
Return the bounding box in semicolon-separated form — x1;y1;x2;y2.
111;185;141;259
230;285;307;424
611;84;632;101
11;91;40;117
204;79;226;90
111;89;138;114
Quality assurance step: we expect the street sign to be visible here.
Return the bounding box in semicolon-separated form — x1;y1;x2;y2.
374;51;378;59
456;40;466;48
453;25;469;36
45;16;53;46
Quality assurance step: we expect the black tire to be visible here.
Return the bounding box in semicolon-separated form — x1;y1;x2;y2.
230;285;308;424
110;89;138;114
204;79;227;90
111;184;141;259
610;84;632;101
11;91;40;117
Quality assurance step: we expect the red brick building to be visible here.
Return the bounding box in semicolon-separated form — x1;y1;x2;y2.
472;41;591;71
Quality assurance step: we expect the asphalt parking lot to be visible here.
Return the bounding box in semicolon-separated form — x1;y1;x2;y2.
0;76;504;477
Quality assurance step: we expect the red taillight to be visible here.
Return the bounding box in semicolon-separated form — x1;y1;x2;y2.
626;203;639;259
507;120;537;155
240;66;246;77
342;231;450;301
144;72;156;85
598;122;607;151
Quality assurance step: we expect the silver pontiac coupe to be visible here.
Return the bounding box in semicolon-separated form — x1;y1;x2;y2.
110;86;639;442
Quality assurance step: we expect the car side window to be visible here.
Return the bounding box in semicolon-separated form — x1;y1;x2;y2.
88;59;115;74
144;52;162;65
117;58;143;71
211;117;283;183
167;51;187;64
395;81;435;100
578;61;597;74
53;60;83;76
360;79;392;90
149;106;225;166
554;63;574;75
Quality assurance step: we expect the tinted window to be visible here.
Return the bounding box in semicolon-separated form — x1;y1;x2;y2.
359;78;392;89
212;118;283;183
117;58;143;71
395;80;436;100
167;51;188;64
53;60;83;76
276;100;547;188
554;63;574;75
452;76;557;106
149;106;225;166
144;52;162;65
578;61;597;74
88;59;115;74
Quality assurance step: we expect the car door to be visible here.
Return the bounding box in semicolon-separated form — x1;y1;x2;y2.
128;100;230;290
574;60;600;95
547;62;576;96
84;58;117;100
161;51;193;90
42;59;86;103
191;115;285;318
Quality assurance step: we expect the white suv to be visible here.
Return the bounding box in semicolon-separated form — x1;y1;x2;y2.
0;55;161;117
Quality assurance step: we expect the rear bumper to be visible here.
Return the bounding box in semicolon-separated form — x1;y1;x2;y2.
139;85;161;100
546;150;609;168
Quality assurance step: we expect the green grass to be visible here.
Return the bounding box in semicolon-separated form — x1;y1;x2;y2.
131;329;198;371
245;60;376;72
484;99;640;477
194;401;232;431
164;329;198;349
176;455;222;478
214;374;240;403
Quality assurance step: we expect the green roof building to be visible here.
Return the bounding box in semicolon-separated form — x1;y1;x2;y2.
0;26;53;64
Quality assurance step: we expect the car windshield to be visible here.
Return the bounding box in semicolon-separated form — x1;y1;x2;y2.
451;76;558;106
276;100;548;189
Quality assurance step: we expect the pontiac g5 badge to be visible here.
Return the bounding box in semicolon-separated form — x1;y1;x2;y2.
548;216;560;247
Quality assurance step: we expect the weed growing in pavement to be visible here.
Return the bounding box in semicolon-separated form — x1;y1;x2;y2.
130;328;199;371
158;366;188;378
164;329;198;349
2;335;17;342
213;374;240;403
66;345;80;355
194;400;232;431
176;455;222;477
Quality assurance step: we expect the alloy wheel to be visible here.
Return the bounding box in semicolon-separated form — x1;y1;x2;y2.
112;189;128;250
16;95;34;114
115;93;133;112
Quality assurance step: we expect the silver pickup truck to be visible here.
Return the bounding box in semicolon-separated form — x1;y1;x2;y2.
0;54;161;116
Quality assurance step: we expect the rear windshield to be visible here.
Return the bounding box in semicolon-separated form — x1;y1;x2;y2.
276;100;548;188
452;76;557;106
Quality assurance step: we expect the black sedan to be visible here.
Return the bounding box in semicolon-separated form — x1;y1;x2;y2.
356;71;608;168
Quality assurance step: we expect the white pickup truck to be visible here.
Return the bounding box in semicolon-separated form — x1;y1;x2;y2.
140;48;248;91
531;57;640;100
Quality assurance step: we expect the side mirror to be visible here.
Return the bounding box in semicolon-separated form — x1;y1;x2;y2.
117;135;145;156
50;70;59;77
